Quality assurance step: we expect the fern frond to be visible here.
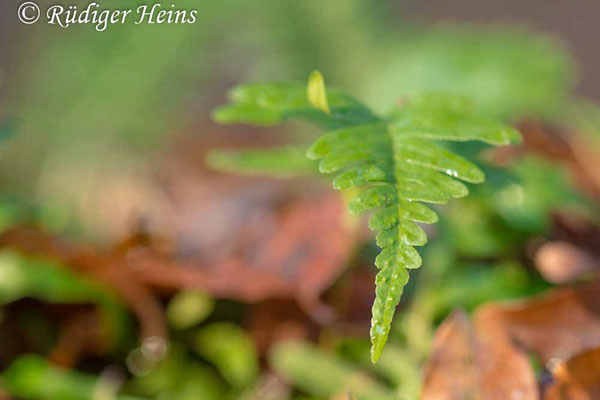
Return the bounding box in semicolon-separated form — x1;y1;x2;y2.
213;81;378;129
206;146;317;178
212;71;521;362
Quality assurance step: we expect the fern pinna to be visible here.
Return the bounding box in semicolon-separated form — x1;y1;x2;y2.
213;71;520;362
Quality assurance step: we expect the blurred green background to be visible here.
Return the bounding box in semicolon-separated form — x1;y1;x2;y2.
0;0;596;239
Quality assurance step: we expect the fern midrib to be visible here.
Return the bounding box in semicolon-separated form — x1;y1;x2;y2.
368;120;407;362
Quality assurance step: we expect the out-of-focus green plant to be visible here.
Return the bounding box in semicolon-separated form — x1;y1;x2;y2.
492;157;592;233
337;339;420;399
10;0;203;149
1;354;146;400
213;71;520;361
193;323;259;389
270;341;393;399
127;345;225;400
166;290;214;330
365;24;574;120
425;260;542;316
442;198;520;257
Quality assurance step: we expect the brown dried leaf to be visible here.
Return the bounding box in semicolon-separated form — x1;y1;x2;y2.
129;191;357;312
476;279;600;367
545;347;600;400
421;310;538;400
425;279;600;400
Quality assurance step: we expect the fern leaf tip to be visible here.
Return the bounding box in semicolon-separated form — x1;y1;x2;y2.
369;324;388;363
307;70;331;114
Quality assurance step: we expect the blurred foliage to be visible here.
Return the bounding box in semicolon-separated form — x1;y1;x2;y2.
1;354;145;400
270;341;392;399
337;340;421;399
364;24;574;119
166;290;214;330
491;157;590;233
193;323;259;389
127;346;225;400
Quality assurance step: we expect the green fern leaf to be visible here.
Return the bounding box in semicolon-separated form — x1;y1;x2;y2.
213;81;378;129
212;71;520;362
206;146;317;178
